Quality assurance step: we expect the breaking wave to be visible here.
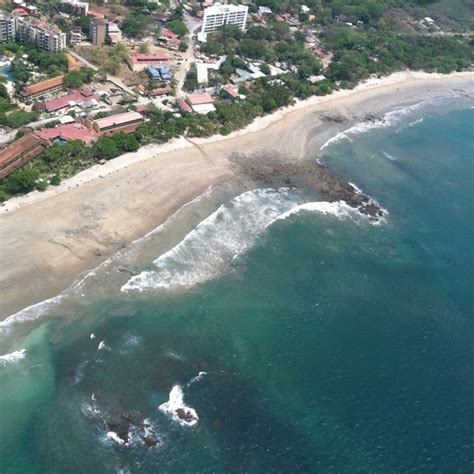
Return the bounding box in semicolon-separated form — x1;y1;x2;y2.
319;99;442;151
159;385;199;427
0;348;26;366
121;189;302;293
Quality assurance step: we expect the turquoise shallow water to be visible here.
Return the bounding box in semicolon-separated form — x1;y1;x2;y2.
0;101;473;473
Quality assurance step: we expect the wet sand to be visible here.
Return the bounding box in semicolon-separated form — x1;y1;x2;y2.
0;70;473;319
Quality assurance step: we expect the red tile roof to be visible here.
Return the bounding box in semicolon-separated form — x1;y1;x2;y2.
20;75;65;97
0;134;46;168
223;85;239;98
37;123;98;144
44;88;96;112
186;93;214;106
177;98;192;113
128;52;169;64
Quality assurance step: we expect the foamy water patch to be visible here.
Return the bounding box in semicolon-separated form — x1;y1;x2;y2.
159;385;199;427
319;99;439;151
0;348;26;366
121;189;302;293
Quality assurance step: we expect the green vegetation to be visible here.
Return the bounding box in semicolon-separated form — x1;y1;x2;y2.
183;64;198;92
0;132;140;201
1;110;39;128
166;19;188;37
83;45;129;74
64;68;95;88
123;12;151;38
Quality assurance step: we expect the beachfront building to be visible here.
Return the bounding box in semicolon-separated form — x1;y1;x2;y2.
0;11;16;43
127;52;170;72
92;111;144;136
16;18;67;52
58;0;89;16
221;84;240;100
20;75;66;101
201;4;248;34
37;123;97;145
0;134;47;178
185;93;216;114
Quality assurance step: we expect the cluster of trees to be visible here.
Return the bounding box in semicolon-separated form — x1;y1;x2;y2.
64;68;95;88
324;28;474;85
0;132;140;201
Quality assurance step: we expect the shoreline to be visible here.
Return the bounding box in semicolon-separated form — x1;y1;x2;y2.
2;70;472;216
0;69;473;320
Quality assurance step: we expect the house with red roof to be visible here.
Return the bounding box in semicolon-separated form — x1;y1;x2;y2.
127;52;170;71
221;85;240;100
37;123;98;145
44;88;97;113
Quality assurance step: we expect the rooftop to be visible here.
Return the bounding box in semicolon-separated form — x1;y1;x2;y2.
93;111;143;129
0;134;46;168
177;98;192;113
223;84;239;98
128;52;169;64
20;75;65;97
44;88;95;112
37;123;98;144
186;93;214;106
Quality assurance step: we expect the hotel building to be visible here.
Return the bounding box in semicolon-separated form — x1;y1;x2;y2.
201;4;248;34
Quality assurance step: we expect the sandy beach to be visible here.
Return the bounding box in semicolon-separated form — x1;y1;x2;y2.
0;70;473;319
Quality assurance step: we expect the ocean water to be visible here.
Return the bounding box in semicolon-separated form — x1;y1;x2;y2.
0;99;473;473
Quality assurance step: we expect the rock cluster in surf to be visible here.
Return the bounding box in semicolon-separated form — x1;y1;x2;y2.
229;152;384;221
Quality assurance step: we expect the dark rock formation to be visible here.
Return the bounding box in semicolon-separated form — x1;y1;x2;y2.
229;152;384;220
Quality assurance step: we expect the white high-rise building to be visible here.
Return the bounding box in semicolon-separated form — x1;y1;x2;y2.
0;11;16;43
16;18;67;52
202;3;248;34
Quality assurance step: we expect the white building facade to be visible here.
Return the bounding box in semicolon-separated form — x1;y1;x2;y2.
0;12;16;42
17;18;67;52
202;4;248;34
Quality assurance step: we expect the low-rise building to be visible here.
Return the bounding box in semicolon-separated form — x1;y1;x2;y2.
0;134;47;178
20;75;66;100
221;84;239;100
92;111;144;136
107;23;122;44
59;0;89;16
257;6;272;20
37;122;97;145
127;52;170;72
146;65;172;81
44;88;96;113
69;26;83;46
186;93;215;114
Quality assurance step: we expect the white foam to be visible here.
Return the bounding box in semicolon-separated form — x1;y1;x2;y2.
269;200;358;226
0;348;26;366
159;385;199;427
348;182;363;194
98;340;110;351
381;151;398;162
121;189;301;293
90;333;96;340
319;100;434;151
107;431;126;446
188;371;207;386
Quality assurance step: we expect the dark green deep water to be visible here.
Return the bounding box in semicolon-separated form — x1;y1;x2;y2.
0;102;473;473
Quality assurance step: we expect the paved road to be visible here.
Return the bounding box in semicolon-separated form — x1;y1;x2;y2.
174;13;201;98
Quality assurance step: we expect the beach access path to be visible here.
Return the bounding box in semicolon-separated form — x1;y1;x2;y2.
0;70;473;319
